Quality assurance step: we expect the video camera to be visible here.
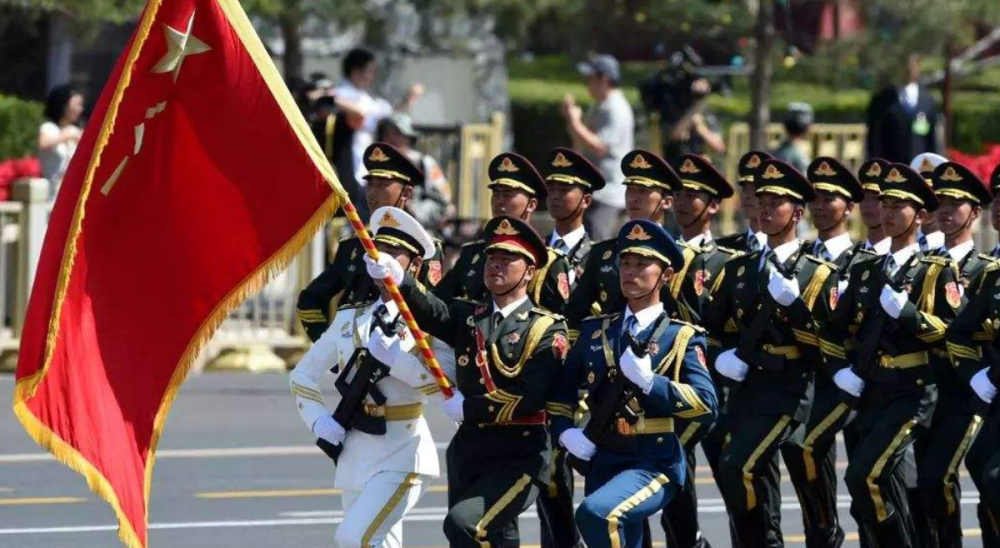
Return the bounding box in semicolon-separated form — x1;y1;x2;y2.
639;46;710;127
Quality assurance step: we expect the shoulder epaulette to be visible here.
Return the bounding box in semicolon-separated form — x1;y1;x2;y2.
592;238;616;247
582;312;622;323
856;246;877;256
805;255;839;270
716;245;742;257
986;261;1000;273
677;240;699;251
461;239;485;248
920;255;952;266
668;318;707;334
978;253;1000;263
338;234;358;243
531;307;565;321
549;247;567;257
453;297;487;307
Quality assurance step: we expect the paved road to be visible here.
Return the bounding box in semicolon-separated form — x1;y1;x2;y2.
0;373;986;547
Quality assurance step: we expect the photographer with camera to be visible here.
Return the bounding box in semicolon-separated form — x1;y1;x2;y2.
641;47;725;162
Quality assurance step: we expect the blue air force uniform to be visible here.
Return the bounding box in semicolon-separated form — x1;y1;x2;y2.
549;220;718;548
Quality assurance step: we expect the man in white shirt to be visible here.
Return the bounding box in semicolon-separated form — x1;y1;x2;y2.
334;48;423;191
563;54;635;241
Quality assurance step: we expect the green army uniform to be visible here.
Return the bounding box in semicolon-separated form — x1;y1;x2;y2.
947;258;1000;548
658;153;738;548
817;164;962;547
714;150;773;254
296;142;445;342
564;149;682;338
434;152;573;315
705;159;839;547
536;147;605;548
912;162;997;546
396;216;568;548
778;156;868;548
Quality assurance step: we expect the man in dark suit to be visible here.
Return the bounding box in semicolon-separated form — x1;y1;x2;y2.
866;55;939;163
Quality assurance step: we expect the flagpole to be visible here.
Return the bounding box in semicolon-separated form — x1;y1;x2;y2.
340;201;455;398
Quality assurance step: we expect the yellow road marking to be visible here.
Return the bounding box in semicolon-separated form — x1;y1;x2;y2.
0;497;85;506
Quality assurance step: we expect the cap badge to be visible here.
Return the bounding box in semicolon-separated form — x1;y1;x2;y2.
919;158;936;173
866;163;883;177
497;156;520;173
380;211;401;229
814;161;837;177
884;168;907;184
679;158;701;174
495;219;519;236
552;153;573;168
746;154;762;169
626;224;652;241
629;154;653;170
940;167;963;182
761;164;784;179
368;147;390;163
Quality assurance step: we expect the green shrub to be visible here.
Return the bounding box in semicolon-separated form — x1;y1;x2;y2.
0;94;43;161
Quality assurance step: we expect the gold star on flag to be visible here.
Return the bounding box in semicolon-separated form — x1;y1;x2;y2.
151;11;211;82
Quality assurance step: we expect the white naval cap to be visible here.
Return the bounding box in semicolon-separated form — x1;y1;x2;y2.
370;206;436;260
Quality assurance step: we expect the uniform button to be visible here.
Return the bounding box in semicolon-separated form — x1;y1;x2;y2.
479;378;485;385
523;431;530;437
656;437;664;443
916;379;924;386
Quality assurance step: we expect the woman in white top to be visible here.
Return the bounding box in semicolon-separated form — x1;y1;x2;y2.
290;206;454;548
37;85;85;198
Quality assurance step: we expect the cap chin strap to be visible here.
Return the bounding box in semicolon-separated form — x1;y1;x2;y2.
944;209;975;239
626;267;666;302
553;194;586;223
680;201;710;230
492;268;530;298
764;210;799;238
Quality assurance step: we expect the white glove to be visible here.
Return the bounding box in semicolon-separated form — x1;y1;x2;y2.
834;367;865;397
312;415;346;445
442;390;465;423
364;253;404;283
559;428;597;461
879;286;908;319
971;368;997;404
620;347;654;393
767;269;800;306
716;349;749;382
366;326;403;367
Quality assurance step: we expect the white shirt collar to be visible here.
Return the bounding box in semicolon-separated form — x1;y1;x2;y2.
888;242;921;275
493;296;530;319
753;230;767;247
549;225;587;252
375;297;399;318
815;232;853;261
868;237;891;255
623;303;665;333
946;240;975;263
924;230;945;250
760;238;801;269
684;230;714;248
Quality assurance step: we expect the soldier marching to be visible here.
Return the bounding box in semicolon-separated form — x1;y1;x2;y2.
290;141;1000;548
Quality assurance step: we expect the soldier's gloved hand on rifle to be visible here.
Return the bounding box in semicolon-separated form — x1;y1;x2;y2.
441;390;465;423
834;367;865;397
767;269;800;306
312;415;346;446
364;253;404;283
560;428;596;461
716;349;749;382
620;347;654;394
367;326;403;367
879;285;909;319
971;368;998;404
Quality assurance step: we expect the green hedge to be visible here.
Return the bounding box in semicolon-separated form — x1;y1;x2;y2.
510;77;1000;159
0;95;43;161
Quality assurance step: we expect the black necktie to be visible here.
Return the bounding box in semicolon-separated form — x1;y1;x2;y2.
492;311;504;331
748;233;761;252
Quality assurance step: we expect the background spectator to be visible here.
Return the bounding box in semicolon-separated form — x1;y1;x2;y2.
866;54;939;162
772;102;813;173
37;84;84;199
376;113;454;235
562;53;634;241
662;77;726;161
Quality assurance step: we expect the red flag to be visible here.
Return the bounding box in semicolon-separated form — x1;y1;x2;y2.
13;0;345;546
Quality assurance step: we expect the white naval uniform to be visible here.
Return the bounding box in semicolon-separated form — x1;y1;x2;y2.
290;298;454;548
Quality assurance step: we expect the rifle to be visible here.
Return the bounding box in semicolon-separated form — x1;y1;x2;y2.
317;305;405;463
568;315;668;475
735;250;802;373
843;256;917;405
